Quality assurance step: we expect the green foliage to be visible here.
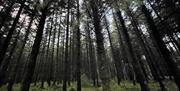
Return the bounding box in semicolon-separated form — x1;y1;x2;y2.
0;80;178;91
81;74;92;87
69;87;76;91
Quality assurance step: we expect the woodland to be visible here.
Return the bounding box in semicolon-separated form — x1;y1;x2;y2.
0;0;180;91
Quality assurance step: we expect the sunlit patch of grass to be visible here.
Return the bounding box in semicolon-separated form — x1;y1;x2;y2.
110;80;140;91
164;80;178;91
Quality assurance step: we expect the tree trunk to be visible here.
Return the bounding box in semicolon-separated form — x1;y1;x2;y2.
21;7;48;91
86;23;98;87
7;10;35;91
76;0;81;91
63;0;70;90
127;8;167;90
56;10;62;82
142;5;180;91
0;0;26;66
0;17;26;87
90;1;111;91
51;13;57;85
116;10;150;91
104;16;123;85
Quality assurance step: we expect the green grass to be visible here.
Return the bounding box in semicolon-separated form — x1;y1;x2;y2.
0;80;178;91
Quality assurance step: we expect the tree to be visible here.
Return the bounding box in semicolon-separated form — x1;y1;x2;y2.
76;0;81;91
104;16;123;85
0;16;26;87
115;9;150;91
21;1;52;90
63;0;70;90
0;0;26;66
142;4;180;91
89;0;111;90
7;7;36;91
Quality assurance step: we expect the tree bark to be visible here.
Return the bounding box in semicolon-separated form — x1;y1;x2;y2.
76;0;81;91
63;0;70;90
116;10;150;91
142;4;180;91
0;0;26;66
104;16;123;85
21;7;48;91
7;10;35;91
90;1;111;91
0;16;26;87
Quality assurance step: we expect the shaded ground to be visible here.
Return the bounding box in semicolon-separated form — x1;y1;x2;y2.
0;80;178;91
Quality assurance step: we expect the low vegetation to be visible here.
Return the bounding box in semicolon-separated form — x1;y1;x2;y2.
0;80;178;91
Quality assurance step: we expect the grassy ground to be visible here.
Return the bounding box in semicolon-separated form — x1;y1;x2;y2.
0;80;178;91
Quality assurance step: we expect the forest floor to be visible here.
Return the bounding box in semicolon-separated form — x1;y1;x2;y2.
0;80;178;91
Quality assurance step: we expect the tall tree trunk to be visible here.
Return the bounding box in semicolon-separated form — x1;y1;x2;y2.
46;12;55;86
51;13;57;85
0;0;26;66
7;10;35;91
127;8;167;90
56;10;62;83
147;0;180;52
85;22;98;86
63;0;70;90
113;12;131;82
0;16;26;87
39;31;48;89
90;1;111;91
21;7;48;91
104;16;123;85
116;10;150;91
142;5;180;91
76;0;81;91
